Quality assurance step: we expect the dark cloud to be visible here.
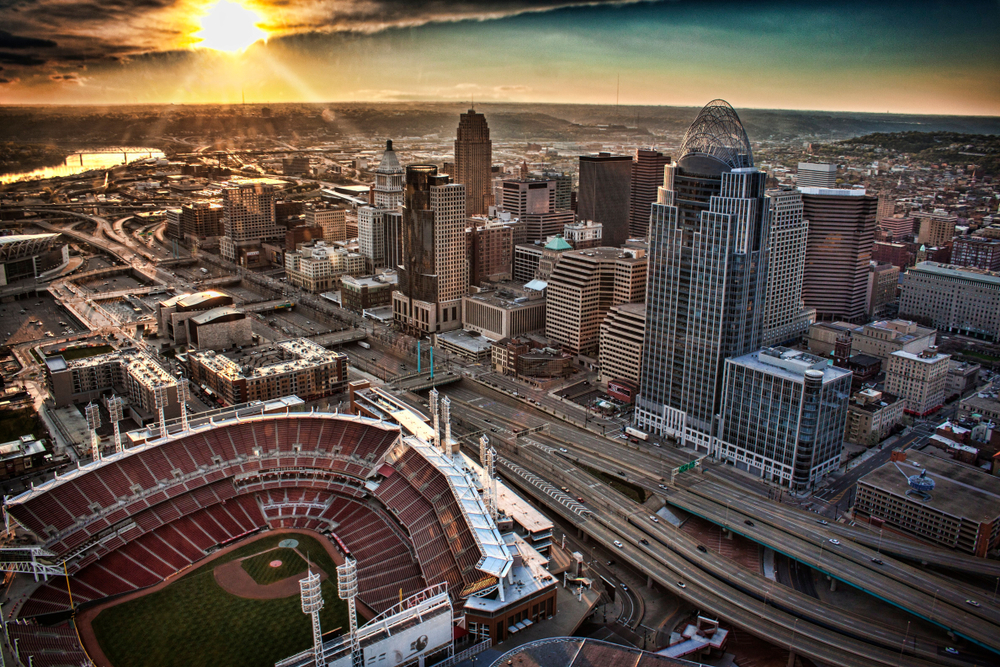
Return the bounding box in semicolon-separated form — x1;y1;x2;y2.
0;77;19;84
49;72;81;81
0;51;47;66
0;30;57;49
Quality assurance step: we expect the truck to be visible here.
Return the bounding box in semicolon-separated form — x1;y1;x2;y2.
625;427;648;441
358;341;371;350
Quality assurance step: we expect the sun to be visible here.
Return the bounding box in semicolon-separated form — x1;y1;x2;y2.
194;0;268;53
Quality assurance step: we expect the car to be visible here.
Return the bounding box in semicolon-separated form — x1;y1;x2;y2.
817;519;829;525
677;581;686;588
744;519;755;527
697;545;708;553
559;447;568;453
829;539;840;545
560;487;569;493
577;497;584;502
966;599;981;608
613;540;623;548
658;484;667;490
871;558;883;565
639;538;649;546
945;647;959;655
649;515;659;523
607;560;615;566
620;583;628;591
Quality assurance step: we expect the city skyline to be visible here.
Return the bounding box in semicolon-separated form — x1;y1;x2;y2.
0;0;996;115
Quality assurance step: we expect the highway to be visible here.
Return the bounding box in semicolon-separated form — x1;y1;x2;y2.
436;382;1000;664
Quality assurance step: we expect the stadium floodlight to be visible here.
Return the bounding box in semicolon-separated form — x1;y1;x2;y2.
178;380;190;433
483;446;498;522
108;395;125;454
85;403;102;462
153;383;170;439
336;559;363;667
299;569;325;667
440;396;452;457
428;388;440;448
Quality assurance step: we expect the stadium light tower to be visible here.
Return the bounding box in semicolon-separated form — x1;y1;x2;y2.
479;434;497;521
178;379;190;433
107;395;125;454
440;396;452;457
300;569;326;667
337;558;363;667
429;387;440;447
85;402;102;462
153;383;170;439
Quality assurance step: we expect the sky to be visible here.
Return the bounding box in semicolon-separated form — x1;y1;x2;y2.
0;0;997;114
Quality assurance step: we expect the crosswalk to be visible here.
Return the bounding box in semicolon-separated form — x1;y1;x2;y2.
498;457;590;518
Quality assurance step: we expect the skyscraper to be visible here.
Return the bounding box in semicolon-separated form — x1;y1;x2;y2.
635;100;769;451
392;165;468;335
454;109;492;215
762;188;814;346
578;153;633;247
628;149;671;239
359;140;404;271
796;162;838;188
220;180;280;266
800;188;878;322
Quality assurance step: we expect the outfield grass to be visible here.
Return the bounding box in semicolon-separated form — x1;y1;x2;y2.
241;548;309;586
91;533;351;667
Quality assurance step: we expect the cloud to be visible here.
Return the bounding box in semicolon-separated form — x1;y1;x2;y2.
0;77;20;84
49;72;85;83
495;85;532;93
0;30;57;49
0;51;47;66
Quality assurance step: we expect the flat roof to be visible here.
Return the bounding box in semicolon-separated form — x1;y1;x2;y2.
909;261;1000;287
859;450;1000;524
462;532;554;613
436;329;493;353
190;306;243;325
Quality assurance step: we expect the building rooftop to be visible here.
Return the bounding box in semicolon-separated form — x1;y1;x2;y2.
176;290;229;310
731;346;850;384
859;450;1000;523
0;436;46;461
492;637;692;667
190;306;243;325
891;349;949;364
436;329;494;355
544;236;573;251
340;272;398;289
463;532;554;614
799;187;868;196
909;261;1000;286
0;233;60;245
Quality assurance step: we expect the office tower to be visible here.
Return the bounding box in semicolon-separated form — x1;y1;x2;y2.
468;216;517;286
800;188;878;322
916;211;957;247
635;100;769;450
952;237;1000;271
796;162;838;188
899;261;1000;342
628;149;670;239
762;188;813;346
359;141;404;271
598;303;646;385
542;171;573;210
500;178;557;215
178;202;224;240
220;180;279;266
454;110;492;215
545;247;646;355
718;347;852;490
392;165;468;335
578;153;633;247
867;261;900;319
513;244;545;283
877;215;915;240
877;192;895;221
885;348;951;415
305;203;348;243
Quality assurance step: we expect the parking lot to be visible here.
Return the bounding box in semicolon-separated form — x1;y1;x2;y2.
220;284;272;304
78;272;150;292
0;292;86;346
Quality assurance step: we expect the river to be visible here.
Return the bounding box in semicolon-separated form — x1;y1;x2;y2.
1;148;166;185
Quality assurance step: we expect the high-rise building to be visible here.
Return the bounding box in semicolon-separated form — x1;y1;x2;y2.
916;211;957;247
899;262;1000;342
762;188;813;346
513;244;545;284
877;192;895;221
500;179;557;215
952;237;1000;271
454;110;493;215
877;215;915;240
467;214;520;286
885;348;950;416
178;202;223;240
305;203;348;243
628;149;670;239
867;261;900;319
800;188;878;322
220;180;281;266
796;162;838;188
635;100;769;451
544;247;646;356
359;141;405;272
578;153;633;248
392;165;468;335
718;347;852;490
598;303;645;385
542;171;573;210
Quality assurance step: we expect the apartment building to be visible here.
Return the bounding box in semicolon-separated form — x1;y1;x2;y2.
885;348;950;416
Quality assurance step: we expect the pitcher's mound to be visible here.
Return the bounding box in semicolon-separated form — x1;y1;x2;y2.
214;558;325;600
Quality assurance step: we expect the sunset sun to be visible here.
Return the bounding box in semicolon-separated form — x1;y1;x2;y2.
193;0;267;52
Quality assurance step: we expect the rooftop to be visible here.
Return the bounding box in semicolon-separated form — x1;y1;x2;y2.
891;349;950;364
436;329;494;354
909;261;1000;286
859;450;1000;523
730;346;850;384
190;306;242;325
799;187;868;196
463;532;554;614
176;290;229;310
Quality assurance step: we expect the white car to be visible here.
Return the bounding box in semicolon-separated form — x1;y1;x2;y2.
649;515;659;523
613;540;623;548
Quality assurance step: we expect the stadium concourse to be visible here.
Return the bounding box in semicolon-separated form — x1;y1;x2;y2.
1;407;514;667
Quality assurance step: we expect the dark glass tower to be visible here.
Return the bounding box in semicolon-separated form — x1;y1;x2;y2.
635;100;770;452
454;109;493;215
